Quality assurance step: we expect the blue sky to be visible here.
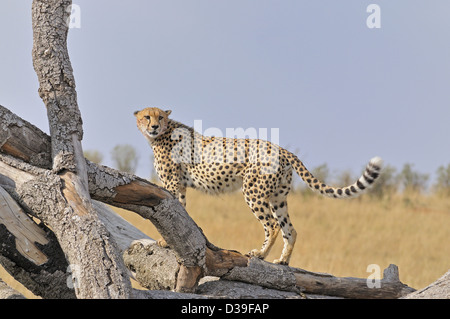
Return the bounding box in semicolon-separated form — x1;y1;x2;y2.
1;1;449;183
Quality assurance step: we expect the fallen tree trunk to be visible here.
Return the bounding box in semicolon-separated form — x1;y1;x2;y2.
124;240;415;299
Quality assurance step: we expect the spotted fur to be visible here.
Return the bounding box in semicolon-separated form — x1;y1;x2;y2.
134;107;383;265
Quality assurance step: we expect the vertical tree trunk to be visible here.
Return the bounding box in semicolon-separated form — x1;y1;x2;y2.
30;0;131;298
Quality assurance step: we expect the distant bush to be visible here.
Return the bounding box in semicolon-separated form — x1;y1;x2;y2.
111;144;139;174
84;149;103;164
397;163;429;194
433;163;450;197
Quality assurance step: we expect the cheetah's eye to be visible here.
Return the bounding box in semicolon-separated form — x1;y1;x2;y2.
159;116;163;120
144;115;150;120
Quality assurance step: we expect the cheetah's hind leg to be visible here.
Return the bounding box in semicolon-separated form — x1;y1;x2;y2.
269;198;297;265
243;195;280;260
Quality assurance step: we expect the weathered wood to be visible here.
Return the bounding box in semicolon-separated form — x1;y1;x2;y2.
292;264;415;299
30;0;132;298
176;265;204;293
124;239;415;299
222;257;299;293
0;278;25;299
0;169;155;298
93;201;154;252
0;105;51;167
224;259;414;298
404;269;450;299
117;199;206;292
196;277;305;299
0;106;51;169
0;177;75;299
205;247;248;277
124;240;179;291
0;186;49;266
83;159;207;291
113;180;171;206
0;155;112;298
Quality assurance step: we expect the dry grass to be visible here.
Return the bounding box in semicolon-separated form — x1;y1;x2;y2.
118;189;450;290
1;188;449;298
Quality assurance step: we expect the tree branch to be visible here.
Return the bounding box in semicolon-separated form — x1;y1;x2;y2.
124;240;415;299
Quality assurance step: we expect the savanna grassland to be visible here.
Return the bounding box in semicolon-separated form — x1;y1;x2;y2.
116;188;450;291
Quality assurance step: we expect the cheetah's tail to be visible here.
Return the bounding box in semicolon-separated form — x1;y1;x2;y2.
282;149;383;198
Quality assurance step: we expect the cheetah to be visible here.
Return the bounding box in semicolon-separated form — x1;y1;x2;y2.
134;107;383;265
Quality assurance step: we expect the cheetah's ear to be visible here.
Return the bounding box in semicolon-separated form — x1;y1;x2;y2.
133;110;140;117
165;110;172;116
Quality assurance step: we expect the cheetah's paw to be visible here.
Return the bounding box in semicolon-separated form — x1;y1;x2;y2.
246;249;265;259
273;258;288;265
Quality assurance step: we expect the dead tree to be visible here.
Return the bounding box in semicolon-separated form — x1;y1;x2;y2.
0;0;422;299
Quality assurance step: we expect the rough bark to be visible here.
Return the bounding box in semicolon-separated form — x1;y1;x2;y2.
0;153;132;298
0;278;25;299
0;106;50;167
196;277;305;299
0;184;74;299
0;167;153;298
404;270;450;299
92;200;154;253
124;240;179;291
0;107;51;169
124;240;415;299
25;0;132;298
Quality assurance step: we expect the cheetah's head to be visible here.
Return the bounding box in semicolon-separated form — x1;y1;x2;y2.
134;107;172;140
